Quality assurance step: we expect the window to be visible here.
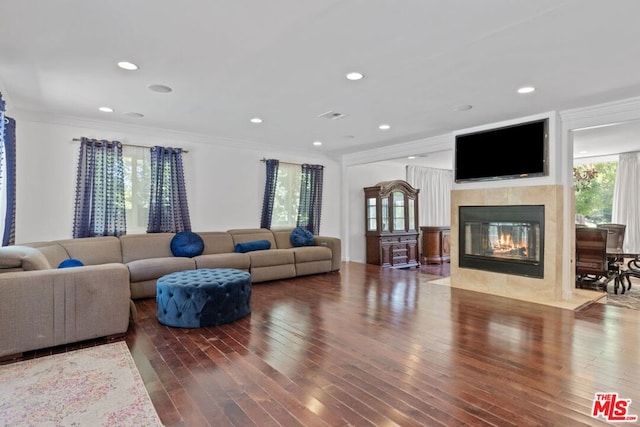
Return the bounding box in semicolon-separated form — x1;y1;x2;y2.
574;161;617;225
123;146;151;234
260;159;324;234
271;163;301;228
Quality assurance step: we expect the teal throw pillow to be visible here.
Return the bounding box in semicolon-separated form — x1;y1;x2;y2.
234;240;271;253
290;227;315;247
58;258;84;268
171;231;205;257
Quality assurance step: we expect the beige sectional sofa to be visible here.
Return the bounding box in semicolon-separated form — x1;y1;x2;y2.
0;228;341;358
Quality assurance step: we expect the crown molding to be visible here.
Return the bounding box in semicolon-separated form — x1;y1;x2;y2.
560;96;640;130
341;133;452;167
11;108;330;159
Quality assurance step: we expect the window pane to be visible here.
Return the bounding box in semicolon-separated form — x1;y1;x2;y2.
573;161;617;225
123;146;151;234
271;163;301;228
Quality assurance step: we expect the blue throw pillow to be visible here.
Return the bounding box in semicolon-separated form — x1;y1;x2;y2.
58;258;84;268
170;231;205;258
234;240;271;253
290;227;315;247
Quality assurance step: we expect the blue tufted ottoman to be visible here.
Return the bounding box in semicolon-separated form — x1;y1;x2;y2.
156;268;251;328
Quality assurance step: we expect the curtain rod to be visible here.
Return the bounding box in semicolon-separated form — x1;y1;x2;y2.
260;157;300;166
72;138;189;153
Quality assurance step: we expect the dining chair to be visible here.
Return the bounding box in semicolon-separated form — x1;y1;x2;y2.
575;227;618;291
597;223;626;271
597;223;626;252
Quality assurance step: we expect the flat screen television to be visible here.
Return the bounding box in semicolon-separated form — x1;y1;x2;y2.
454;118;548;183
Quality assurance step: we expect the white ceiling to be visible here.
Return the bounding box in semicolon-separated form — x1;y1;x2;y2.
2;1;640;159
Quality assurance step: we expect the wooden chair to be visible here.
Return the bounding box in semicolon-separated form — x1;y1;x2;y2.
597;223;626;251
598;223;626;271
575;227;618;291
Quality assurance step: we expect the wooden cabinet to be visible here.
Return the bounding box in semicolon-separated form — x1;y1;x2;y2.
421;226;451;264
364;180;420;268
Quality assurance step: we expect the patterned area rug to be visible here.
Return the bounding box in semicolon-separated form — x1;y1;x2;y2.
0;341;162;426
604;282;640;310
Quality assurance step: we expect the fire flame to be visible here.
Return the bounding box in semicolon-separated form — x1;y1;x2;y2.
490;232;528;257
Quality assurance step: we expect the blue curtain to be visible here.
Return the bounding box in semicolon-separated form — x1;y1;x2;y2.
0;91;16;246
73;138;126;238
260;159;279;229
297;164;324;235
1;117;16;246
147;146;191;233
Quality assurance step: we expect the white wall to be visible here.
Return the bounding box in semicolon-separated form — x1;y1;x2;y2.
13;114;341;243
345;162;406;263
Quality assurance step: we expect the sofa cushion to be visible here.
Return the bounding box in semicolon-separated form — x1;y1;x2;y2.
120;233;174;263
235;240;271;253
126;257;196;283
57;236;122;265
198;232;235;254
247;248;295;268
21;242;70;268
292;246;332;263
290;227;314;247
170;231;204;257
194;253;250;270
0;245;51;270
271;228;294;249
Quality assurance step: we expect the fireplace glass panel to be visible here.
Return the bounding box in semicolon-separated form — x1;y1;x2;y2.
464;221;541;263
459;205;544;278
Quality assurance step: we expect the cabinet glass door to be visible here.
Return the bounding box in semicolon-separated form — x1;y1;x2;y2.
393;191;405;231
367;198;377;231
381;198;389;231
408;198;415;230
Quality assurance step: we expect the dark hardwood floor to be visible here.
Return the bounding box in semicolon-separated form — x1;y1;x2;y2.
8;261;640;426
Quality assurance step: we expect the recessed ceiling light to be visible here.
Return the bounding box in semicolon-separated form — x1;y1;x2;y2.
117;61;139;71
313;141;323;146
98;106;114;113
250;117;263;124
408;156;416;160
518;86;536;94
123;112;144;118
148;84;173;93
345;72;364;81
379;124;391;130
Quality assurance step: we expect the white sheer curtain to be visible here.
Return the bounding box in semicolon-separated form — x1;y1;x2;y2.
123;145;151;234
272;162;301;228
612;152;640;252
406;165;452;227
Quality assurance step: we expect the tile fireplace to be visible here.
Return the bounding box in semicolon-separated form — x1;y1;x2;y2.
451;185;565;305
459;205;544;278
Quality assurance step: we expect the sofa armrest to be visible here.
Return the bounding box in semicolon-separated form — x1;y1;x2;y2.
0;264;131;358
313;236;341;271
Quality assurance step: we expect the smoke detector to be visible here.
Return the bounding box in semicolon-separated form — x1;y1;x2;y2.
318;110;347;120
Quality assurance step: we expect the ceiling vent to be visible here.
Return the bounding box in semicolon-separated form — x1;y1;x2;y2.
318;110;347;120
